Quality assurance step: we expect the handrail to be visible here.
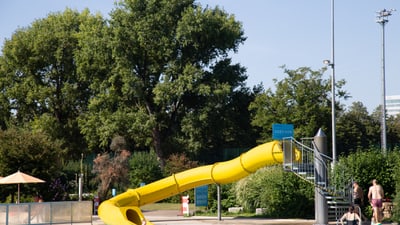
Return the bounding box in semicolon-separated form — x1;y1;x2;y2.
282;137;331;189
282;137;353;223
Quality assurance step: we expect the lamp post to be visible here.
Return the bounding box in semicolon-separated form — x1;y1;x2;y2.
376;9;395;153
323;0;336;165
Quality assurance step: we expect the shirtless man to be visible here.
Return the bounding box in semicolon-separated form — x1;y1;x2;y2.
353;181;364;206
368;179;384;224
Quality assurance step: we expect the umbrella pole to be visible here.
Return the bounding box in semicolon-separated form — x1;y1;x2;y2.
17;183;20;204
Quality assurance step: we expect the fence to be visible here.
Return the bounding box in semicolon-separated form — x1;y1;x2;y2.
0;201;93;225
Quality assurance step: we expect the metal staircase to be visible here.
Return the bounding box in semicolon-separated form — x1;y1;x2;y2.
282;137;351;223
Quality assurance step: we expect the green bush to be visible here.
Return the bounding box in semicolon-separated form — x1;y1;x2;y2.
207;183;236;212
331;149;398;221
390;149;400;222
234;165;314;218
332;149;394;197
129;150;163;187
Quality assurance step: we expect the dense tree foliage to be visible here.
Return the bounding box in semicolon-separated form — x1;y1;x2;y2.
0;127;65;202
387;114;400;149
2;1;400;219
163;153;199;176
392;151;400;222
331;150;397;219
208;183;236;212
129;151;163;188
77;0;253;166
249;66;349;145
335;102;380;154
0;9;100;159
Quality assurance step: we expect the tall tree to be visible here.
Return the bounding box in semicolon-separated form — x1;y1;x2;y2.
336;101;379;154
249;66;349;145
387;115;400;149
78;0;248;165
0;9;102;159
368;105;400;150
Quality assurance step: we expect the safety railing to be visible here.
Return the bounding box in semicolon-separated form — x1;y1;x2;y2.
282;137;317;184
0;201;93;225
282;137;352;222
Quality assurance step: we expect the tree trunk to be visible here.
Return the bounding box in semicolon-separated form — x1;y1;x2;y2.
152;127;165;168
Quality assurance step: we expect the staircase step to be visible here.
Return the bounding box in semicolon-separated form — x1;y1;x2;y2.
326;197;350;202
325;195;347;199
327;202;351;207
283;139;352;223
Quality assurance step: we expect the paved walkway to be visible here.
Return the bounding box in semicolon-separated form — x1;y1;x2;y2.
92;215;315;225
140;210;315;224
91;210;392;225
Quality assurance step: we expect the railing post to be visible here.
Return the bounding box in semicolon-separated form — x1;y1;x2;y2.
314;128;328;225
6;204;9;224
282;139;293;170
28;204;31;225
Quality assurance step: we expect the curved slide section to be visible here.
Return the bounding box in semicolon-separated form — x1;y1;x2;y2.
98;140;299;225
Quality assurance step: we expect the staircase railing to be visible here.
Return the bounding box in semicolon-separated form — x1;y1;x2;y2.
282;137;315;182
281;137;352;222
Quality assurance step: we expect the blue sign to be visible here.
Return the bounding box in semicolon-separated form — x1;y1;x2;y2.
272;123;294;140
195;185;208;207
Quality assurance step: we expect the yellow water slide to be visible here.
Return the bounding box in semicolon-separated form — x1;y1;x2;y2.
98;140;299;225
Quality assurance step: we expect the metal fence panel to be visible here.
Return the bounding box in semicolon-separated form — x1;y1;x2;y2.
0;205;7;225
71;201;92;223
8;204;29;225
51;202;72;223
0;201;92;225
29;203;50;224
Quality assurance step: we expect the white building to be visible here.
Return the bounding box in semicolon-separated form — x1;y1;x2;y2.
386;95;400;116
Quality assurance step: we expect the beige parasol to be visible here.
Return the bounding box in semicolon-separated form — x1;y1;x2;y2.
0;170;45;203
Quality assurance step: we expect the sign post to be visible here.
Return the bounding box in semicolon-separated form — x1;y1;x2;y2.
272;123;294;140
195;185;208;207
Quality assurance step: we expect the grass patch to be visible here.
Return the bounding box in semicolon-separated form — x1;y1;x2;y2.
141;203;195;210
194;210;255;217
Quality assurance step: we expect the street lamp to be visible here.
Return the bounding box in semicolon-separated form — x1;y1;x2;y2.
323;0;336;165
376;9;395;153
323;59;336;165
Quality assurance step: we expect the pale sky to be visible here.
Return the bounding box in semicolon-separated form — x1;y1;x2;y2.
1;0;400;112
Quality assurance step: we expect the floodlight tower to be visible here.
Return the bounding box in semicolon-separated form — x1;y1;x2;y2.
376;9;395;153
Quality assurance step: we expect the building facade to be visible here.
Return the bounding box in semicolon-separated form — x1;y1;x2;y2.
386;95;400;116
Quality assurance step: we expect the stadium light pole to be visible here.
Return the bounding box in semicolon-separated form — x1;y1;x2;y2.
323;0;336;165
376;9;395;154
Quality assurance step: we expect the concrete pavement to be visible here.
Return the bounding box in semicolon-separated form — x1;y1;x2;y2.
92;210;316;225
91;210;394;225
92;215;316;225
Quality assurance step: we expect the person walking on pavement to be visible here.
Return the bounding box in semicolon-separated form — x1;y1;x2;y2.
368;179;384;225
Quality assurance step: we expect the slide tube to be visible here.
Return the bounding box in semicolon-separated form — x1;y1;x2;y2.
98;140;299;225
